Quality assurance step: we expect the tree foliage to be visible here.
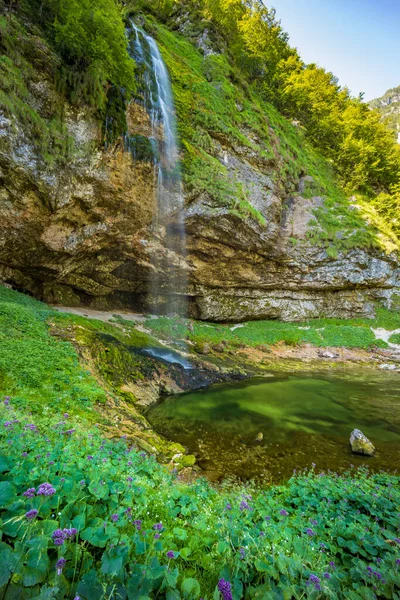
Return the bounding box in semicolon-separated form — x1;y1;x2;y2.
22;0;135;108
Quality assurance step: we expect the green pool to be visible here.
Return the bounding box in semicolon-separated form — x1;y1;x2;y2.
146;370;400;482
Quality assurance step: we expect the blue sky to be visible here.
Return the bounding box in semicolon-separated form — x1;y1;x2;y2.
267;0;400;100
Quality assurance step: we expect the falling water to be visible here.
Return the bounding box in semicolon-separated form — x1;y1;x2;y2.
127;22;187;317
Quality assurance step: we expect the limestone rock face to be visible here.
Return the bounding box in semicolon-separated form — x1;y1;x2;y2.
350;429;376;456
0;47;399;321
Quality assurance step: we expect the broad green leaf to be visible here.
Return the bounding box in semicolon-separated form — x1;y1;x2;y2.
0;481;16;508
179;547;192;559
166;567;179;588
76;569;103;600
0;455;10;473
0;541;17;586
181;578;200;600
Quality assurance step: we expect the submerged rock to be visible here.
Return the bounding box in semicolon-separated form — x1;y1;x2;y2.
350;429;376;456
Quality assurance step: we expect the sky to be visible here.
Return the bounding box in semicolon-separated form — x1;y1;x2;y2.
267;0;400;100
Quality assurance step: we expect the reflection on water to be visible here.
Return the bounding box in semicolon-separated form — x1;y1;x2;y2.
146;370;400;482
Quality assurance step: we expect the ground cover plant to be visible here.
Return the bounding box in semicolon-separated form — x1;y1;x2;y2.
142;308;400;352
1;399;400;600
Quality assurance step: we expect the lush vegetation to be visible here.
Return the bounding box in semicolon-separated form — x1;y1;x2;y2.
1;400;400;599
139;0;400;193
127;0;400;250
0;286;106;421
0;0;135;158
143;308;400;353
21;0;135;109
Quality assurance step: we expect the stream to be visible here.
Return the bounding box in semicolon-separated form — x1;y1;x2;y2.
147;370;400;482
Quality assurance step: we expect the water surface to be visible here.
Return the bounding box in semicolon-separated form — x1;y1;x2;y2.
146;370;400;482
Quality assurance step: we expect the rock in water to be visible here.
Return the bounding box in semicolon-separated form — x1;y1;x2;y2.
350;429;375;456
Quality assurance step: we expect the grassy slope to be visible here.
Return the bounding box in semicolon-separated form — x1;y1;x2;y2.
0;286;164;424
145;17;400;257
143;310;400;352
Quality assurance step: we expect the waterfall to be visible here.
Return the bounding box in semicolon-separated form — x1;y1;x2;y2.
127;22;187;317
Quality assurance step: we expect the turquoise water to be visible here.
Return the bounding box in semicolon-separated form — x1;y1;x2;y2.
146;371;400;482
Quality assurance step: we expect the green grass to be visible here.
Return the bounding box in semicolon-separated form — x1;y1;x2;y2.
1;402;400;599
388;333;400;345
0;287;107;420
144;308;400;352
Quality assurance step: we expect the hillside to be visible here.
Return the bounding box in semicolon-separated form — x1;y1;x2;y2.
370;85;400;138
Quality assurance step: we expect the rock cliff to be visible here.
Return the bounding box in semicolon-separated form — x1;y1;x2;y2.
0;12;399;322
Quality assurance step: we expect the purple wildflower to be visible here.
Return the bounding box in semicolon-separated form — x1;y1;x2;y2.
23;487;36;498
395;538;400;544
134;520;142;530
87;455;94;461
310;519;318;526
22;452;28;457
63;413;69;419
4;421;13;427
25;509;38;521
308;574;321;590
25;424;37;431
127;476;133;482
63;528;77;539
154;533;160;539
166;551;175;559
4;397;10;405
280;509;288;516
52;529;66;546
259;531;265;537
56;557;66;575
396;559;400;565
217;578;233;600
37;482;56;496
323;572;331;579
225;503;232;511
79;480;85;486
240;500;250;511
153;523;163;531
111;514;119;523
305;528;316;537
64;429;75;435
239;547;245;559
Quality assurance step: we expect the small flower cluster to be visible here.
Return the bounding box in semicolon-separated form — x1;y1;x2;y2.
52;528;77;546
56;557;66;575
217;578;233;600
37;482;56;496
25;509;38;520
23;487;36;498
24;424;37;431
307;574;321;591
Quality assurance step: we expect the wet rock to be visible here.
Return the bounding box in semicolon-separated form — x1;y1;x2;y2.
350;429;376;456
318;351;338;359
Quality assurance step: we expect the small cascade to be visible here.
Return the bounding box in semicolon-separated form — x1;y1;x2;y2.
127;21;187;317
